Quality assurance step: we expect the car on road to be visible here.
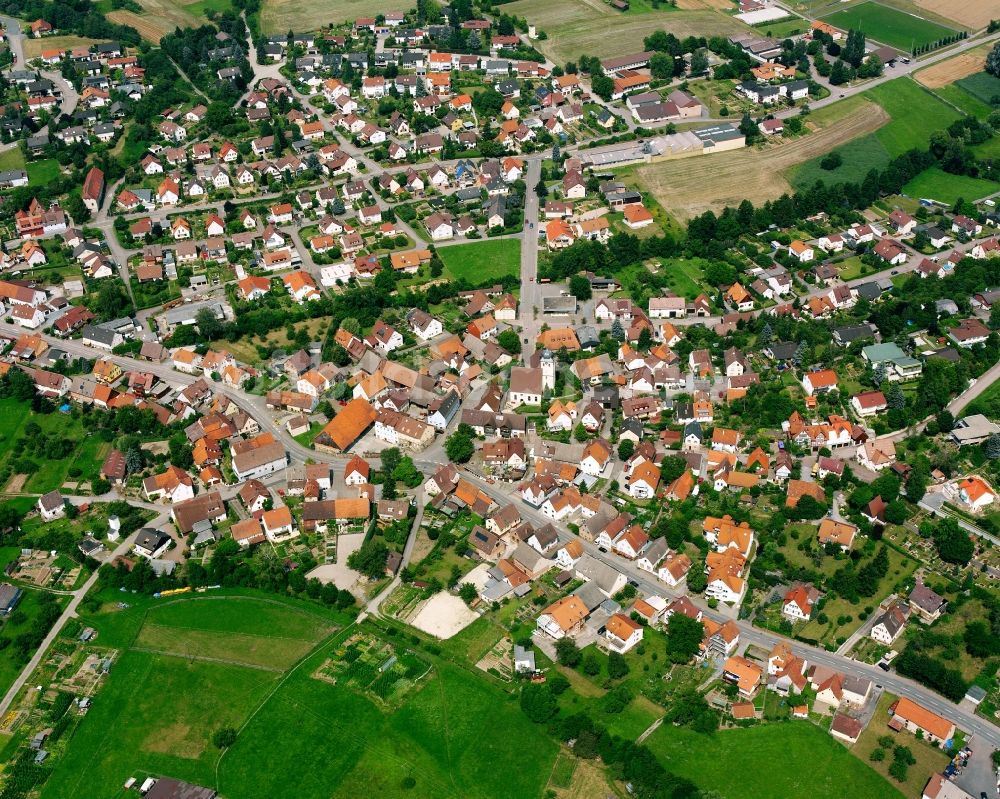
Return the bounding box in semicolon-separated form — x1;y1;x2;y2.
878;662;890;671
598;546;608;553
628;579;639;588
891;270;899;275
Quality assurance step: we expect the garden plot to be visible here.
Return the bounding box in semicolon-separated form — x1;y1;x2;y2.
314;632;430;705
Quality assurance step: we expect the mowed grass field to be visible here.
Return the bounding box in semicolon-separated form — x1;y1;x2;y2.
790;78;961;190
43;594;558;799
107;0;232;42
503;0;748;63
219;654;558;799
647;723;906;799
633;97;889;219
903;166;997;204
822;2;957;51
260;0;403;34
438;238;521;282
41;595;338;799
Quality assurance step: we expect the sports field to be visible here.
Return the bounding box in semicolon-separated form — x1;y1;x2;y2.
43;594;558;799
633;98;889;219
260;0;403;34
647;723;906;799
821;2;957;51
791;78;961;190
438;238;521;283
902;167;998;205
503;0;747;64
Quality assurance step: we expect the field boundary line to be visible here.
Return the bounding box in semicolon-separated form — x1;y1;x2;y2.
128;646;285;672
139;621;329;643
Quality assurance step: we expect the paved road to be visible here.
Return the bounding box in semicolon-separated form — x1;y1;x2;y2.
366;495;424;615
518;157;542;361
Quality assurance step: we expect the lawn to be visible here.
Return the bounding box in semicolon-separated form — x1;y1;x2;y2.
217;635;558;799
822;2;957;51
438;238;521;283
44;595;558;799
902;167;998;205
955;71;1000;105
41;593;340;799
790;79;961;191
647;722;905;799
26;159;61;185
852;692;951;795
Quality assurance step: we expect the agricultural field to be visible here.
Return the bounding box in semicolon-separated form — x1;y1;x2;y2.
790;79;961;190
260;0;402;34
821;2;957;51
915;46;990;89
646;722;906;799
902;167;998;205
107;0;232;42
438;238;521;282
954;71;1000;106
22;36;108;60
633;99;888;219
502;0;747;64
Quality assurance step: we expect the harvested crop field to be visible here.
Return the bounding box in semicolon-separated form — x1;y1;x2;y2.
107;0;228;42
634;101;888;220
916;47;989;88
504;0;747;63
913;0;994;29
261;0;404;33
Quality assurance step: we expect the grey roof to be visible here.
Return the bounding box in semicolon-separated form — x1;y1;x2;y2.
571;579;607;611
574;554;624;596
80;325;119;346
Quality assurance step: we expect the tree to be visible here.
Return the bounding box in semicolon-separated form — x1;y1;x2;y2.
590;73;613;101
445;423;475;463
497;328;521;353
520;683;557;723
346;539;389;579
582;651;601;675
212;727;237;748
610;318;625;341
458;582;477;605
689;49;709;75
886;383;905;410
985;432;1000;459
933;517;974;565
618;439;634;461
843;28;865;67
195;307;223;339
607;651;629;679
650;52;674;80
686;564;707;593
555;637;581;667
573;423;589;442
568;274;592;301
738;113;759;140
665;612;704;663
829;58;850;85
986;41;1000;77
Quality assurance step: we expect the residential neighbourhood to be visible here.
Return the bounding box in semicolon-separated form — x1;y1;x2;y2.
0;0;996;798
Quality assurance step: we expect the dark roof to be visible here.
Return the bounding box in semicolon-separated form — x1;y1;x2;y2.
145;779;217;799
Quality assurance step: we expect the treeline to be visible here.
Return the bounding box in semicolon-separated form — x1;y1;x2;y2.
95;537;358;613
540;234;678;282
894;648;967;702
518;685;702;799
0;0;140;46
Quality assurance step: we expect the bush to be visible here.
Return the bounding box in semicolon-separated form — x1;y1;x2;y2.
212;727;237;749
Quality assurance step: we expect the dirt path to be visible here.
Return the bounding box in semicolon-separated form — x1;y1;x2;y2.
635;101;890;220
